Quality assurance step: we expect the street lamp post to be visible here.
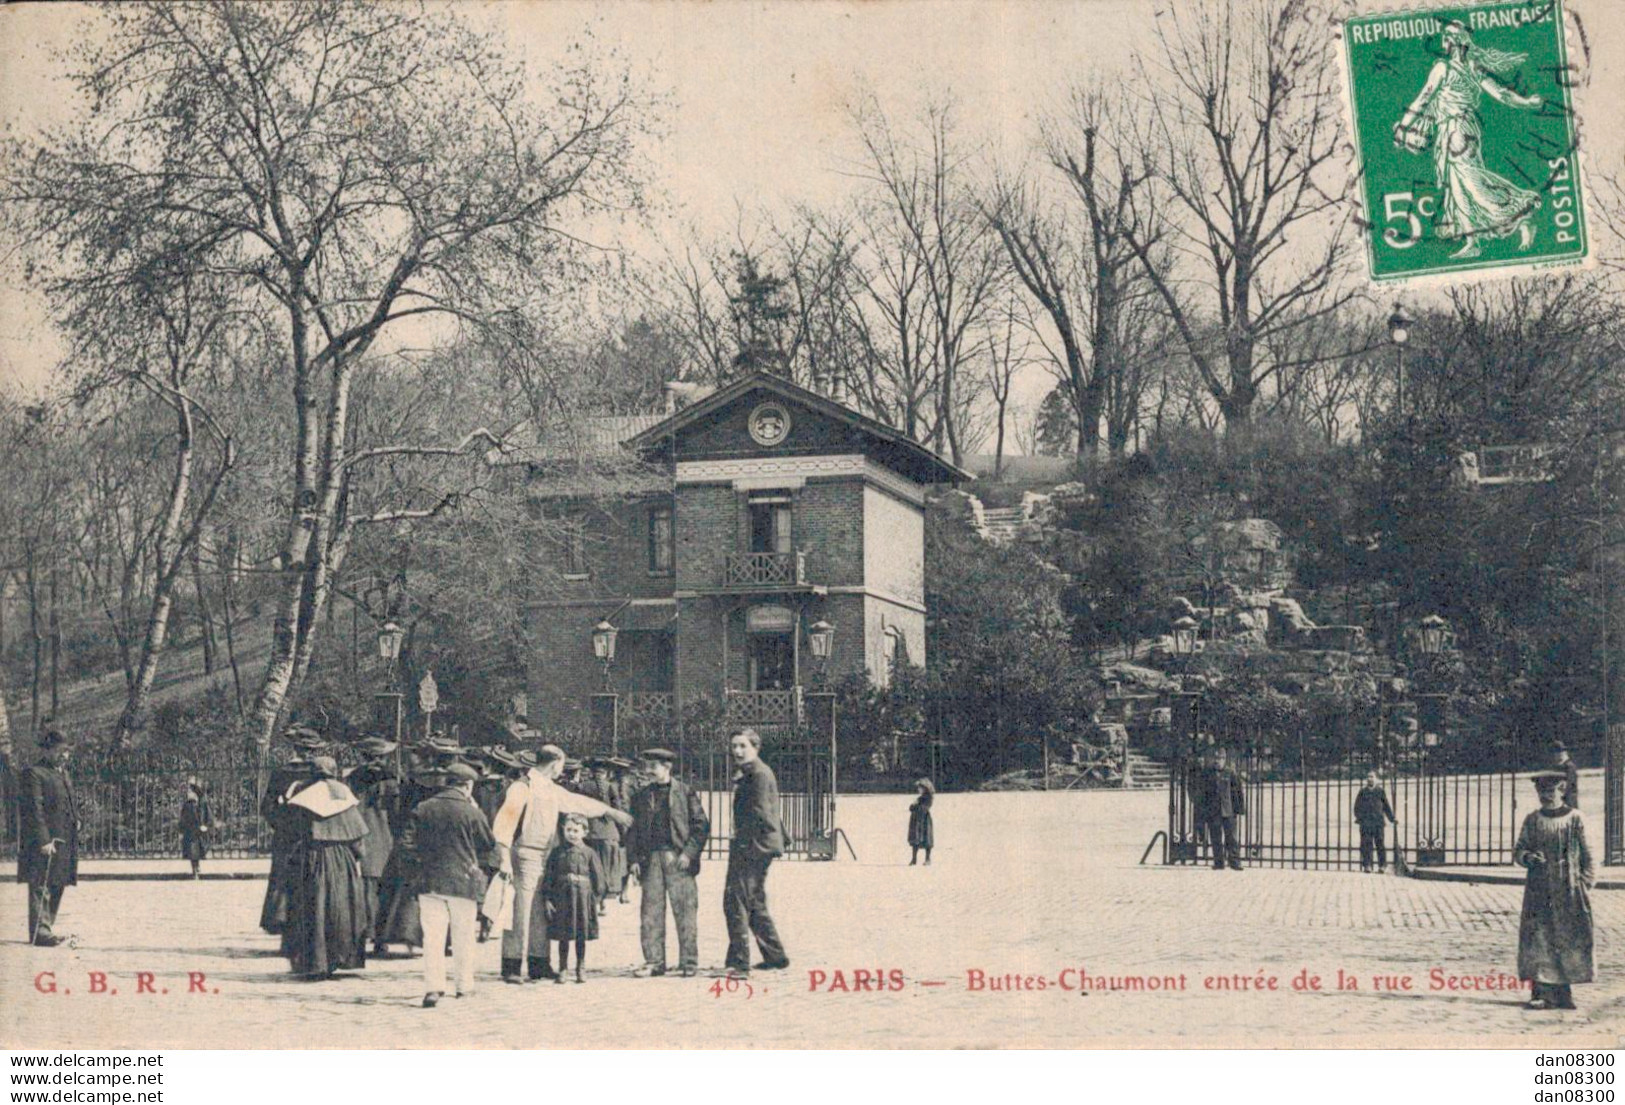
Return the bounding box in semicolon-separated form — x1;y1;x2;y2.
376;620;406;779
1171;616;1199;673
1389;303;1412;416
591;619;618;692
808;619;834;687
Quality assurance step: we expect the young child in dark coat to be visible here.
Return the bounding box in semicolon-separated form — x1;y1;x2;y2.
543;814;606;983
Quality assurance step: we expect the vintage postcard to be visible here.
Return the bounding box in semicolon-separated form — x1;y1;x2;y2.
0;0;1622;1053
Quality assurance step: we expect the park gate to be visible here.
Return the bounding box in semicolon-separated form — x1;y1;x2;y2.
1159;692;1524;870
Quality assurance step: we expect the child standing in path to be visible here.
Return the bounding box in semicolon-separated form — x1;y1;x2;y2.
544;814;606;983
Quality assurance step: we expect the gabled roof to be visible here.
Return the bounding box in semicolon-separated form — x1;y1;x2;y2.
626;372;971;484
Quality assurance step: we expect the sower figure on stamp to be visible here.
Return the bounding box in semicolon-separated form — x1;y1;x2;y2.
1353;772;1396;874
1515;770;1595;1012
16;729;78;947
401;761;501;1008
490;743;630;983
1195;746;1246;872
626;747;709;978
724;728;789;976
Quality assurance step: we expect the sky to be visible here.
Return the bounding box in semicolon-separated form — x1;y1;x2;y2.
2;0;1622;431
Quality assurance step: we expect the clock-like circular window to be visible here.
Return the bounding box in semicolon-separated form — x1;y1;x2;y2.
747;403;792;447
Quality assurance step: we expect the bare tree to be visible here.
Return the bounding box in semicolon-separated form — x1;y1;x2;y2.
847;97;1001;465
1122;0;1356;433
3;2;650;751
988;85;1166;458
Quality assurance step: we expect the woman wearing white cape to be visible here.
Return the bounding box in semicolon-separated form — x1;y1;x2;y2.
1393;20;1544;259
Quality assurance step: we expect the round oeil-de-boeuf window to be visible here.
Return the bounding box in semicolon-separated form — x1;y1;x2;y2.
747;403;792;447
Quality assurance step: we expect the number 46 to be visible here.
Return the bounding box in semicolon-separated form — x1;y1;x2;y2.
1383;192;1437;249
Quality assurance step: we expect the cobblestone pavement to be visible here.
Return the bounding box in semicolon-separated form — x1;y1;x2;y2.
2;790;1621;1049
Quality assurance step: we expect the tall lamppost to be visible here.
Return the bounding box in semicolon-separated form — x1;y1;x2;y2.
1412;613;1452;865
1171;616;1199;673
1389;303;1412;416
808;619;835;687
591;619;618;692
376;620;406;778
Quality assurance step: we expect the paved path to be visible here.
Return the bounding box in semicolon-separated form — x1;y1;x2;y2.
1;790;1620;1048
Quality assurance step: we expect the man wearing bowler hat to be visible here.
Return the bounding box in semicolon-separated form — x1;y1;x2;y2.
16;729;79;946
626;748;710;978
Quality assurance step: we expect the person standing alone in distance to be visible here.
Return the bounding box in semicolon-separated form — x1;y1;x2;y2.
724;729;789;976
1353;771;1396;874
907;779;934;865
17;729;78;946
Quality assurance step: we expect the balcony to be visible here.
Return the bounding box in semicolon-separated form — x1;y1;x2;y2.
724;549;808;590
725;688;803;726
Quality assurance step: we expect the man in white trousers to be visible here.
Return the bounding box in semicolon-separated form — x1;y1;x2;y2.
402;761;501;1007
490;744;631;982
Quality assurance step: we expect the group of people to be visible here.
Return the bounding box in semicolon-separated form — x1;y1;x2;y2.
255;723;792;1007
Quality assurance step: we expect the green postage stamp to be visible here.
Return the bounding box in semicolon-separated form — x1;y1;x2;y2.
1341;1;1589;282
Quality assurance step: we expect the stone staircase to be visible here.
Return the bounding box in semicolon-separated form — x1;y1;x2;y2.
1124;751;1170;791
979;505;1026;544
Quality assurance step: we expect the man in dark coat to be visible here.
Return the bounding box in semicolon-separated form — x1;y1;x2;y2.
401;761;501;1007
724;729;788;975
626;748;710;978
1195;746;1246;872
1353;771;1397;873
344;738;399;932
16;729;78;946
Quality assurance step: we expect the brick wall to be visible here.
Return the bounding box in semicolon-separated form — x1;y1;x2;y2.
797;478;865;586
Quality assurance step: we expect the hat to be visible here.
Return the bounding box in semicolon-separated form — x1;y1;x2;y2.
487;746;523;770
537;744;566;766
355;737;398;757
426;736;464;755
915;778;936;794
639;748;677;764
1530;769;1569;787
442;761;480;784
38;729;71;750
607;756;636;770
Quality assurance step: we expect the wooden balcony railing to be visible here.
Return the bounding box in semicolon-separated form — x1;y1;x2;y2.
724;549;807;589
725;688;803;726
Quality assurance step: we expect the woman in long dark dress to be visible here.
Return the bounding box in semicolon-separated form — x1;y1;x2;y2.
281;756;371;979
908;779;935;865
373;755;434;954
1515;770;1595;1010
259;752;317;933
543;815;606;984
179;778;211;879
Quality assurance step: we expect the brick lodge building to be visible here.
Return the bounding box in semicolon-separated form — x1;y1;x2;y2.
500;372;966;733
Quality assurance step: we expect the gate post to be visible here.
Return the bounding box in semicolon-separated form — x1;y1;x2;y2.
804;691;838;860
589;693;619;757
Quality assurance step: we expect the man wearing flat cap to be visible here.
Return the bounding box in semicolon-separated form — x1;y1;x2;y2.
402;761;502;1007
490;744;632;982
626;748;710;977
16;729;78;946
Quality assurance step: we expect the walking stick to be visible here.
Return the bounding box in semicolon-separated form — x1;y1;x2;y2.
29;840;60;946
